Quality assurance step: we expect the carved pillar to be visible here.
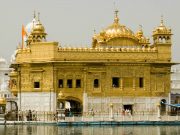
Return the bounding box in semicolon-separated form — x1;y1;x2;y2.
133;77;136;90
144;78;146;91
18;65;22;112
83;69;87;92
53;67;57;112
73;78;76;88
83;69;87;114
120;78;123;90
155;75;157;91
64;78;67;88
53;67;57;93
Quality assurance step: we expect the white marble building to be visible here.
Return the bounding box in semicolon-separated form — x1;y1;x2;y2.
0;57;11;99
171;66;180;104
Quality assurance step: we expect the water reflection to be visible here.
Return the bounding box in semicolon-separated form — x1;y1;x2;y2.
0;125;180;135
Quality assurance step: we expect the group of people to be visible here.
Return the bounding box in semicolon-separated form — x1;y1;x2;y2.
26;110;37;121
18;110;37;121
64;109;72;117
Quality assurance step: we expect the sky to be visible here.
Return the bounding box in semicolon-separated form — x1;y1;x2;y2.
0;0;180;62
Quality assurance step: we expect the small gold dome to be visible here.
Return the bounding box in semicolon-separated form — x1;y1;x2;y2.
154;24;171;34
136;25;150;45
0;97;6;104
27;12;47;44
31;12;46;34
136;25;143;38
33;21;45;33
153;16;171;35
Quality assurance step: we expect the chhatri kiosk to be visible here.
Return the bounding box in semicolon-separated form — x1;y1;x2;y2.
10;11;173;116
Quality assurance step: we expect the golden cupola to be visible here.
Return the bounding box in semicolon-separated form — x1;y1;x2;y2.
27;13;47;45
136;25;150;46
152;16;172;44
92;10;139;48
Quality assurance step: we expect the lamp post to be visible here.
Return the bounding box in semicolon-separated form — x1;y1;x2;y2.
57;91;66;120
58;91;63;110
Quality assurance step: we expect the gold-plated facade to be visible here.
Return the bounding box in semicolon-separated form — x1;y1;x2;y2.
10;11;173;113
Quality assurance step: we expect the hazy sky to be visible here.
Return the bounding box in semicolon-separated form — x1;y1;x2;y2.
0;0;180;62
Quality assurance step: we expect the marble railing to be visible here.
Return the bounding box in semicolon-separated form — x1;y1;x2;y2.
58;47;157;52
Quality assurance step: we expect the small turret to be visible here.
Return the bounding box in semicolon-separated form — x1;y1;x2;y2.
27;12;47;45
152;16;172;44
152;16;172;61
136;25;150;47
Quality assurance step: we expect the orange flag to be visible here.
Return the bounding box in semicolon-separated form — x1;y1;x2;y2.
22;25;27;48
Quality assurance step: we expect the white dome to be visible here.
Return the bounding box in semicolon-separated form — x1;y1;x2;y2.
25;18;38;35
0;58;6;63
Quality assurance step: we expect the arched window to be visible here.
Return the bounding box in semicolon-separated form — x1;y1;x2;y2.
94;79;99;88
162;38;166;43
67;79;72;88
112;77;119;88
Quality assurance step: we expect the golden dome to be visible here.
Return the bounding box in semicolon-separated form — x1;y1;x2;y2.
33;21;45;33
103;10;137;41
105;24;136;39
92;10;139;48
31;12;46;35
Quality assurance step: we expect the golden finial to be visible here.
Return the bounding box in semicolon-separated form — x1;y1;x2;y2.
33;10;36;19
32;20;35;30
160;15;164;26
38;12;40;21
115;10;118;18
93;28;96;34
139;25;143;31
114;10;119;24
113;1;117;11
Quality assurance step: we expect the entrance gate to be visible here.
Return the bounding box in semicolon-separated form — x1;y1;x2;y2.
57;98;82;116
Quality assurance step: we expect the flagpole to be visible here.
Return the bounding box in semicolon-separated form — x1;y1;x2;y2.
22;25;27;49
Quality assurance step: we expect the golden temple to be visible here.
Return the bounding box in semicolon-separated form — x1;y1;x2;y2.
9;11;173;115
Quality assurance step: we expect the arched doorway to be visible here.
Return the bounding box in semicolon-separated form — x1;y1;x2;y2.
57;97;82;117
66;100;82;116
160;99;166;115
4;101;18;121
